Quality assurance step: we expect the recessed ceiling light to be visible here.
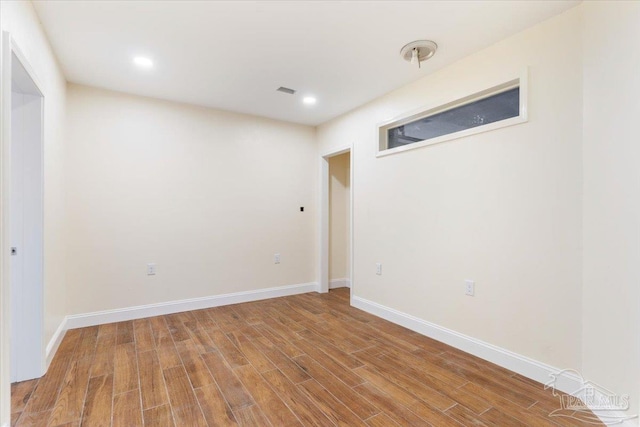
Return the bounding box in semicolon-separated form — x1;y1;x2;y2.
133;56;153;68
303;96;317;105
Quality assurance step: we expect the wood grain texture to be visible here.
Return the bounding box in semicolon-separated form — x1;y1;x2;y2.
143;404;174;427
112;390;143;427
137;350;168;410
12;288;601;426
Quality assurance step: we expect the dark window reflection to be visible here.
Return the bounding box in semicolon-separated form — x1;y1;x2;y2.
387;88;520;149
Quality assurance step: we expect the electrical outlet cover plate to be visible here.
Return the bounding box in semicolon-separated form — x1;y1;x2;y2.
465;280;475;296
147;263;157;275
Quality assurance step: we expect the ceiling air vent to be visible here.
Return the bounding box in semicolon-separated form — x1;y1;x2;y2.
276;86;296;95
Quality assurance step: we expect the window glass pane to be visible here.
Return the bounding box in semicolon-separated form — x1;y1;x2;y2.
387;87;520;149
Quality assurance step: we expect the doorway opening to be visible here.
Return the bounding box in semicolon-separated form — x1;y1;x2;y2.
319;147;353;297
328;152;351;291
9;50;45;383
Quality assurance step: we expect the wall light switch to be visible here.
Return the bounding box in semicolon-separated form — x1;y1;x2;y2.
376;263;382;275
147;263;157;275
274;253;281;264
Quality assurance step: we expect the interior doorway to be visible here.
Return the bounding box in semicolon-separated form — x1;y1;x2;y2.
9;49;45;383
328;152;351;290
318;147;353;296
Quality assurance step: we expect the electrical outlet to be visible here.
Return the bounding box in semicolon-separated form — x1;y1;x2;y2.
465;280;475;296
147;263;157;275
376;262;382;275
274;253;281;264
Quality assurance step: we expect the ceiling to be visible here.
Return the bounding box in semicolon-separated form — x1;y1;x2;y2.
33;1;579;126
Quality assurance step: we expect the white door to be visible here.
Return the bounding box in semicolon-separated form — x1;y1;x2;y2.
10;52;44;382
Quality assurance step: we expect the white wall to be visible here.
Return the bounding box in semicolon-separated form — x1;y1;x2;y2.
582;1;640;417
64;84;317;315
1;2;68;425
329;152;350;281
318;7;584;371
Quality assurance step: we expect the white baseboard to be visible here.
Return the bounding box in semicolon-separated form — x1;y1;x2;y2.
351;295;636;426
45;317;67;369
329;278;351;289
65;282;319;330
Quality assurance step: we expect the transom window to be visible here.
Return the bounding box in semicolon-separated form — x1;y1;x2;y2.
378;77;527;156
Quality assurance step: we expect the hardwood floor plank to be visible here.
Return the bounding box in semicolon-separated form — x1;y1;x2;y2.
165;314;191;342
481;407;529;427
250;336;310;384
226;332;276;373
186;322;218;354
15;409;52;427
113;343;138;395
253;323;304;358
115;321;134;345
297;379;367;427
11;411;22;427
174;339;215;389
24;352;73;413
299;321;366;354
133;319;155;352
75;327;99;359
172;404;208;427
353;366;421;408
459;381;560;427
296;329;364;369
294;338;365;388
112;390;143;427
353;348;457;411
155;335;182;370
527;402;594;427
201;351;254;410
207;329;249;368
233;405;272;427
407;400;464;427
97;323;117;337
143;404;175;427
206;306;248;332
233;364;302;426
381;345;469;388
352;382;430;426
365;413;402;427
48;356;92;426
262;369;335;427
445;403;490;426
190;308;220;330
90;333;116;378
80;374;113;427
293;355;379;420
148;316;171;343
162;365;198;409
194;383;238;427
56;330;82;356
137;350;169;410
11;379;38;414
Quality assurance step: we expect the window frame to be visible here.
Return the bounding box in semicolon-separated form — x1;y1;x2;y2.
377;70;529;157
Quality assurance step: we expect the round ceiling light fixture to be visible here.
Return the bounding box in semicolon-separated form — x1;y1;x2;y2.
400;40;437;69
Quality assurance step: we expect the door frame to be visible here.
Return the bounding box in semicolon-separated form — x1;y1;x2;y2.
0;30;45;424
318;146;354;298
